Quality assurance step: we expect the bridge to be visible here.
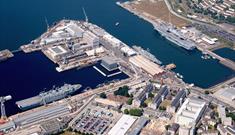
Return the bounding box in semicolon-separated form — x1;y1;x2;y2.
197;45;235;71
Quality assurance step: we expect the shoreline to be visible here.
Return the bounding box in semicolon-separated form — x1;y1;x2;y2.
116;1;235;90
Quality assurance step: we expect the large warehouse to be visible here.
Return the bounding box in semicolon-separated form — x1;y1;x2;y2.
214;87;235;102
108;114;137;135
129;55;164;76
175;97;206;127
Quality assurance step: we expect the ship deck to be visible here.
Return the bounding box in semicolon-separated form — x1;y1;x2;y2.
16;96;42;109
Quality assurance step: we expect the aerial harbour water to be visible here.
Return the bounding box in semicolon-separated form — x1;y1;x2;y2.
0;51;128;115
0;0;235;116
214;48;235;62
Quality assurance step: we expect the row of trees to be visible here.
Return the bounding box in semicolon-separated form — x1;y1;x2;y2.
124;108;143;116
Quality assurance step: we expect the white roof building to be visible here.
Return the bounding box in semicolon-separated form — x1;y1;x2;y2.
215;87;235;102
83;30;99;46
103;34;121;47
108;114;137;135
47;46;68;59
85;47;105;56
217;105;232;126
202;37;217;45
175;97;206;127
120;46;137;56
65;23;84;37
129;55;164;76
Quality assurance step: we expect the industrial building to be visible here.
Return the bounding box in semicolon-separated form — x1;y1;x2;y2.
178;126;195;135
65;22;84;37
103;34;122;47
93;98;122;110
15;104;70;126
83;30;100;47
129;55;164;77
47;46;68;60
0;104;72;133
40;117;69;135
120;46;137;57
108;114;137;135
217;124;235;135
168;123;180;135
133;84;154;107
175;97;206;135
214;87;235;103
148;86;169;109
0;121;15;133
127;117;149;135
217;105;232;126
167;90;187;113
101;56;119;71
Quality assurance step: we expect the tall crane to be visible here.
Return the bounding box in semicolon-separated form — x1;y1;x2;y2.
45;17;49;31
0;95;12;120
82;7;88;23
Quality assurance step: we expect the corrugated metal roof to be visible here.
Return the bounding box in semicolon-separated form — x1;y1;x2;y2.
127;117;149;135
171;90;186;107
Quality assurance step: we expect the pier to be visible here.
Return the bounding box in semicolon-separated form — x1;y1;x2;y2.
0;50;14;62
197;45;235;71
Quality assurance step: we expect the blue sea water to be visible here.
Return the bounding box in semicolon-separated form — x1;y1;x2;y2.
0;52;128;115
214;48;235;62
0;0;234;115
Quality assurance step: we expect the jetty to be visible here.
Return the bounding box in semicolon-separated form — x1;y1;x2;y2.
0;50;14;62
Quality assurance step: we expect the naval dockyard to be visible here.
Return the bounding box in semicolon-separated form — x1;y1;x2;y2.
116;1;235;71
0;5;235;135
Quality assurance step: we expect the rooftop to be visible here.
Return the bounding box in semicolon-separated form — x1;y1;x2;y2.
215;87;235;101
175;97;206;127
102;56;117;65
108;114;137;135
48;46;68;58
129;55;164;76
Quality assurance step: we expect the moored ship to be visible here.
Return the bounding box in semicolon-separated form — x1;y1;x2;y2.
132;45;162;65
16;83;82;110
153;22;196;50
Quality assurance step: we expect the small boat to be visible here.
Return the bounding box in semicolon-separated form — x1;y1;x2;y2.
115;22;119;26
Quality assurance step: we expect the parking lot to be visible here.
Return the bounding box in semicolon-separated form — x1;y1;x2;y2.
71;104;122;135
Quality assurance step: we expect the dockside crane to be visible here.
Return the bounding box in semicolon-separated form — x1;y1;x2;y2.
82;7;97;56
0;95;12;120
82;7;88;23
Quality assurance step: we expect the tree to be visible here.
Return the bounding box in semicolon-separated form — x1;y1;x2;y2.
99;92;107;98
165;124;170;130
148;92;154;98
127;98;133;105
114;86;130;97
204;90;210;95
129;108;143;116
226;16;235;24
231;4;235;10
124;109;129;114
159;106;166;111
140;102;147;108
226;113;235;121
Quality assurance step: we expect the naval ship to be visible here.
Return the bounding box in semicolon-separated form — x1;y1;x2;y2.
153;22;196;50
16;84;82;110
132;45;162;65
